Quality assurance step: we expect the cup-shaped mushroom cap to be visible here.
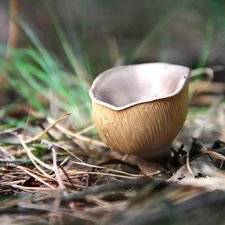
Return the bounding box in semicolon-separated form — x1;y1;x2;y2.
89;63;191;158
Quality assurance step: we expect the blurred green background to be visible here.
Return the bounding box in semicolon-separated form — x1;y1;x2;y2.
1;0;225;70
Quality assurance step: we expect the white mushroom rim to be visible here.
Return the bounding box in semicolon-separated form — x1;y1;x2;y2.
89;63;191;111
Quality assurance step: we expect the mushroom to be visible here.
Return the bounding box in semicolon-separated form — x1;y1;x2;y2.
89;63;191;168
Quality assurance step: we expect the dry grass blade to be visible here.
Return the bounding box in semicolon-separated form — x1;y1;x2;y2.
189;67;214;98
201;148;225;161
76;124;95;135
41;140;67;193
190;67;214;80
68;171;142;179
47;116;107;147
73;161;144;178
186;151;195;177
0;147;15;160
18;134;54;174
51;142;84;163
16;165;55;189
25;112;71;144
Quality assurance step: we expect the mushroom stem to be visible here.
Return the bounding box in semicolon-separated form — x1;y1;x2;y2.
137;148;170;176
140;147;170;162
138;147;171;175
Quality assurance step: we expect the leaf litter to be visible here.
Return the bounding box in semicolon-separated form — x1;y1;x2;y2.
1;92;225;225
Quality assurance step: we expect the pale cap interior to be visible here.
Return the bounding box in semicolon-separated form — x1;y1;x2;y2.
89;63;191;110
